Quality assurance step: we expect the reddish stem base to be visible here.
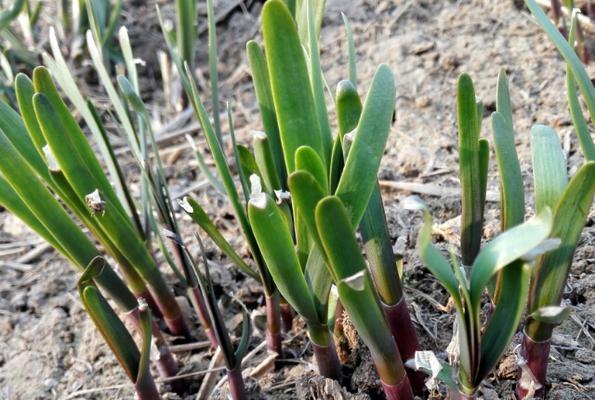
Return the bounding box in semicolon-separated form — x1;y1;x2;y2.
265;294;282;357
382;297;425;394
280;302;294;333
135;372;162;400
381;375;414;400
188;287;218;348
163;313;191;338
516;333;550;399
312;341;341;380
226;366;247;400
126;308;183;393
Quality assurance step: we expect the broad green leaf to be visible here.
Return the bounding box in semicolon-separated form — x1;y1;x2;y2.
253;132;282;192
316;196;403;384
469;208;553;306
531;125;568;213
335;64;395;227
288;170;327;260
492;112;524;229
412;199;463;310
0;127;98;269
79;261;140;382
304;246;332;322
457;73;483;266
530;162;595;309
566;15;595;161
525;0;595;122
248;193;319;323
359;183;400;304
237;145;263;188
295;146;328;192
478;260;530;381
262;0;323;172
0;94;48;181
32;68;131;221
0;175;68;260
496;69;513;129
336;79;362;136
33;93;174;309
314;195;365;281
330;80;362;191
246;41;286;187
180;197;259;280
14;74;47;160
306;0;332;164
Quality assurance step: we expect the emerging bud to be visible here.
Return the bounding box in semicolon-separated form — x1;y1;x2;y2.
178;197;194;213
85;189;105;215
249;174;267;209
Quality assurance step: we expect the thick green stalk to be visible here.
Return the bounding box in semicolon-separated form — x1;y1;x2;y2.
316;196;413;398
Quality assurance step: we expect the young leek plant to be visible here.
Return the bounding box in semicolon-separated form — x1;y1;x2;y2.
495;70;594;400
410;196;554;399
315;196;414;400
7;67;190;338
516;127;595;398
79;258;161;400
157;4;283;357
516;5;595;396
0;102;178;381
332;72;424;393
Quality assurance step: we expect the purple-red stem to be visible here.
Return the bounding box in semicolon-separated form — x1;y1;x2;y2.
381;375;415;400
126;308;183;393
265;294;282;356
312;340;341;380
382;297;425;395
226;366;247;400
188;287;219;348
516;333;550;399
280;300;294;333
135;370;162;400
